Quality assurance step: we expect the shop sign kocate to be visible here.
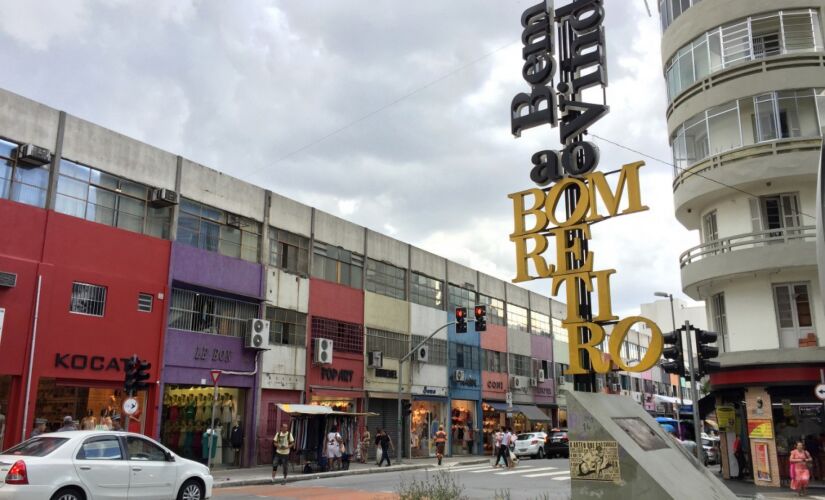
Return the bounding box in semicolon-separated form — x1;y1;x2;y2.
509;0;663;376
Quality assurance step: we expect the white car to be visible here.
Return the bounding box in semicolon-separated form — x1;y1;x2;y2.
513;432;548;459
0;431;212;500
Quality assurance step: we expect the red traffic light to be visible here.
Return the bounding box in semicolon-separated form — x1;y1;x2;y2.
456;308;465;318
474;306;484;316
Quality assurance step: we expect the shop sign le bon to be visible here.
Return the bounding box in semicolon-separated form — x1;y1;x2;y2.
509;0;663;375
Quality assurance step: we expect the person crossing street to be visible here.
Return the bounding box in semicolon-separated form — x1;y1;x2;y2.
272;423;295;485
434;425;448;466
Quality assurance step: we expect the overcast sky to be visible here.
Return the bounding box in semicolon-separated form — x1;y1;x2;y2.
0;0;701;316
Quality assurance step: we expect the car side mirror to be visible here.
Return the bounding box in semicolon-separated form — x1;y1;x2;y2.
165;451;175;462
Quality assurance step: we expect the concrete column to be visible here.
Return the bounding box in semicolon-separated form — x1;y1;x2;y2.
169;156;183;241
45;111;66;210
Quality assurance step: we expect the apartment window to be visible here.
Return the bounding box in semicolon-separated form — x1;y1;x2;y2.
366;259;406;300
168;288;259;338
450;343;480;371
448;284;476;312
268;227;309;276
711;293;728;352
658;0;701;32
773;282;815;348
366;328;409;359
410;335;448;365
509;354;532;377
478;294;505;326
311;241;364;289
620;375;630;391
482;349;506;373
507;303;529;332
311;317;363;354
0;139;50;209
137;293;153;313
265;307;307;347
70;282;107;317
539;359;550;379
531;311;551;335
410;272;443;309
750;193;801;239
178;198;261;262
702;211;719;255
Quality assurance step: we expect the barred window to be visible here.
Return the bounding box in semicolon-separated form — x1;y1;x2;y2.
265;306;307;347
366;259;406;300
311;241;364;289
478;294;505;326
269;227;309;276
70;282;107;317
450;343;480;371
311;316;363;354
410;272;443;309
178;198;261;262
509;353;532;377
168;288;259;337
137;293;153;313
482;349;506;373
506;304;529;332
448;284;476;313
530;311;550;336
366;328;409;359
410;335;448;365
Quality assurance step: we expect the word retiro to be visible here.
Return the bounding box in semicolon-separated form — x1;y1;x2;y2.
509;161;663;374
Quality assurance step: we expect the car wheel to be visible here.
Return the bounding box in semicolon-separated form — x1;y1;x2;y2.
178;479;204;500
51;487;86;500
537;448;545;460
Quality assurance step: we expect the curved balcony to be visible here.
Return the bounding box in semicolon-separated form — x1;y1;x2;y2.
679;225;817;298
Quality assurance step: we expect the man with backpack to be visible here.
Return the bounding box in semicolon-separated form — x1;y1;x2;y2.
272;423;295;485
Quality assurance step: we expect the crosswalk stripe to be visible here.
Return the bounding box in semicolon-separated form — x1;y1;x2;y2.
447;464;494;472
523;470;568;478
552;476;571;481
492;467;541;475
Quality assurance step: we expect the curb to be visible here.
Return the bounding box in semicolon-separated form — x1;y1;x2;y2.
213;458;490;489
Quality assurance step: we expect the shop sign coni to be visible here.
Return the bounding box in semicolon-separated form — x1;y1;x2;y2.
509;0;663;375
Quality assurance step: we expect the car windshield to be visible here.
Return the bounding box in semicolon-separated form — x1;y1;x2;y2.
551;432;567;439
2;437;69;457
517;434;534;441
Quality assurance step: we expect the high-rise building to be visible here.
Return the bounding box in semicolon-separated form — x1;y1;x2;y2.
658;0;825;487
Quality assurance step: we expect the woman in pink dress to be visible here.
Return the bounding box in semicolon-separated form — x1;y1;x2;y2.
790;441;813;496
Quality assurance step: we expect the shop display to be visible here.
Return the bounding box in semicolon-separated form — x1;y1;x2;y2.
482;402;505;455
410;401;445;458
451;400;476;455
33;378;135;432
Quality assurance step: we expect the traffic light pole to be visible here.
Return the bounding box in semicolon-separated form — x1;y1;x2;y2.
207;382;218;469
684;320;704;463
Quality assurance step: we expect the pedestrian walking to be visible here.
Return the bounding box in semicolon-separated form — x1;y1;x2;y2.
360;427;371;464
376;429;393;467
272;423;295;485
494;427;510;468
326;425;343;470
57;416;76;432
790;441;813;496
434;425;448;466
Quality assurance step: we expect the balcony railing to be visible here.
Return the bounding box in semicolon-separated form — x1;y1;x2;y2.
679;225;816;267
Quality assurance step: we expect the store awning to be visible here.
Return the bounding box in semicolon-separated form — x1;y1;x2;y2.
698;394;716;419
514;404;552;422
484;401;510;412
277;403;331;415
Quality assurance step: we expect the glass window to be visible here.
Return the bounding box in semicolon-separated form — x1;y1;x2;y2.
366;259;406;300
507;303;529;332
410;272;443;309
269;227;309;276
478;294;505;326
482;349;506;373
366;328;409;359
311;316;363;355
70;282;107;317
448;284;476;312
138;293;153;313
178;198;260;262
125;437;167;461
711;293;728;352
530;311;551;335
168;288;259;338
265;307;306;347
411;335;448;365
552;317;566;342
311;241;364;289
509;353;532;377
77;437;123;460
2;437;69;457
451;343;480;370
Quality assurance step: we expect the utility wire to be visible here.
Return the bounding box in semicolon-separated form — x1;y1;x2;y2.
590;133;819;222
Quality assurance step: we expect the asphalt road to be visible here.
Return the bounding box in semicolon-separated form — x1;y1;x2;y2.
214;457;572;500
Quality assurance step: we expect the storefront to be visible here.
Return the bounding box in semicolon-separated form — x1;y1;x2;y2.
482;401;508;455
410;386;447;458
34;378;148;433
450;399;478;456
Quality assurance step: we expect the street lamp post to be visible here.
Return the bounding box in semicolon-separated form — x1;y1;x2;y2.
655;292;683;439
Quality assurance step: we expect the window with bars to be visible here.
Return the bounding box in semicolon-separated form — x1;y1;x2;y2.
70;282;107;317
0;139;50;209
506;304;529;332
265;306;307;347
410;272;443;309
410;335;448;365
311;241;364;289
509;353;532;377
366;259;406;300
450;343;480;370
55;159;172;238
268;227;309;276
448;284;476;312
482;349;506;373
366;328;409;359
168;288;259;338
478;294;505;326
138;293;153;313
177;198;261;262
530;311;550;335
311;316;363;354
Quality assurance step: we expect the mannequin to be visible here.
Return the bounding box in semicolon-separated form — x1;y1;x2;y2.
81;410;96;430
221;394;234;438
230;419;243;466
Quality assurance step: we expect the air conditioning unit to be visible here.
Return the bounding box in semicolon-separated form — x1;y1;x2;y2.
610;383;620;393
314;338;334;364
245;319;270;349
536;369;546;382
633;392;642;403
0;271;16;288
621;389;630;396
226;213;242;228
415;345;429;363
15;144;51;167
368;351;383;368
454;369;465;382
529;377;538;387
512;376;523;389
149;188;179;207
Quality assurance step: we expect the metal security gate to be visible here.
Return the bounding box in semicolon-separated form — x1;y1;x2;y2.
367;398;405;460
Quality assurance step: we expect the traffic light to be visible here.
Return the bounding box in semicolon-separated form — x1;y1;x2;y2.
660;328;685;377
694;328;720;377
455;307;467;333
123;355;138;396
135;359;152;392
474;305;487;332
402;401;412;416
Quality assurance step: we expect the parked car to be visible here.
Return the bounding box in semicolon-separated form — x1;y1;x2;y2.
544;429;569;458
702;436;720;465
0;431;213;500
513;432;548;459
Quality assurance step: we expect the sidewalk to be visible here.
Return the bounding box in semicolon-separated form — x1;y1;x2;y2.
211;456;490;489
720;475;825;499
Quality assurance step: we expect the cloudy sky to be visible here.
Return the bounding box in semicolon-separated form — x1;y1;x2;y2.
0;0;700;316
